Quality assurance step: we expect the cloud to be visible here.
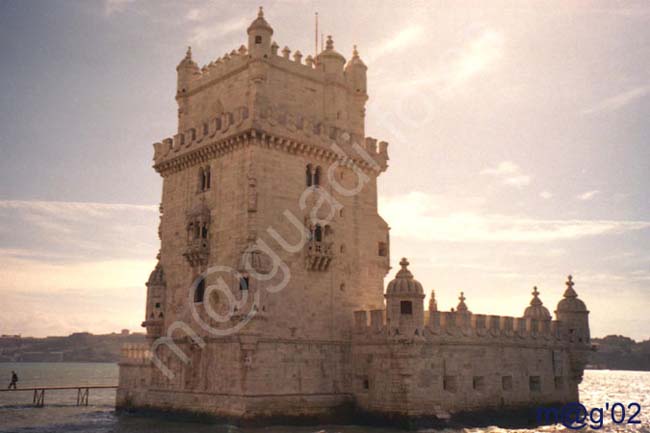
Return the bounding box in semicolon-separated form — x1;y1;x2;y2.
540;190;553;199
185;8;202;22
0;200;158;262
104;0;136;16
0;200;159;337
581;85;650;115
379;192;650;242
480;161;531;188
367;26;424;62
446;29;504;89
577;190;600;201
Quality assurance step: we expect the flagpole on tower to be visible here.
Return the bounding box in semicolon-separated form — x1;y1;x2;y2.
315;12;319;57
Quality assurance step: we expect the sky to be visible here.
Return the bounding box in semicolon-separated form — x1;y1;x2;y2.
0;0;648;339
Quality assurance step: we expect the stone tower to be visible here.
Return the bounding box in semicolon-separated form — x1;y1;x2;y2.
146;7;390;346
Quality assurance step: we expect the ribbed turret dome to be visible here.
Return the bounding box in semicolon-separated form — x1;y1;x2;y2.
147;263;165;287
345;45;366;69
386;258;424;296
523;286;551;320
318;35;346;64
556;275;587;312
177;46;199;71
247;6;273;35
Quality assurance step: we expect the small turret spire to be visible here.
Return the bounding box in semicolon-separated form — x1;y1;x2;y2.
257;6;264;18
428;289;437;312
524;286;551;319
563;275;578;298
352;45;359;58
530;286;542;306
326;35;334;50
186;46;192;59
456;291;469;312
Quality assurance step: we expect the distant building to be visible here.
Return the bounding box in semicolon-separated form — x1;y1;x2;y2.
117;8;591;425
120;329;130;336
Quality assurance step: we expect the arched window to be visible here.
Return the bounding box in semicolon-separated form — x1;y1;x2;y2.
305;164;313;187
197;168;204;192
194;278;205;303
239;276;250;291
314;224;323;242
400;300;413;315
201;224;208;239
199;166;211;192
313;166;321;186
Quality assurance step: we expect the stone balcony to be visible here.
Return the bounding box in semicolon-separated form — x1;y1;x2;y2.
305;240;333;271
141;318;164;339
183;238;209;267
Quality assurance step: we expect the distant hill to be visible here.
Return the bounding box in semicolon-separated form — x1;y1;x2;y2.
589;335;650;371
3;331;649;369
0;331;146;363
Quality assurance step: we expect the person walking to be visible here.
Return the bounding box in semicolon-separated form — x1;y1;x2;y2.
8;371;18;390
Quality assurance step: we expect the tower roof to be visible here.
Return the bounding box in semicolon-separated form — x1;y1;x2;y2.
523;286;551;320
177;46;199;71
146;262;165;287
386;258;424;296
317;35;346;64
346;45;367;69
247;6;273;35
556;275;588;313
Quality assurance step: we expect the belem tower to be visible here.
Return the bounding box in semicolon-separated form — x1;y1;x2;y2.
117;7;592;425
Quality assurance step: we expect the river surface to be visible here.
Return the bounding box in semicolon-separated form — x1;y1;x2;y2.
0;363;648;432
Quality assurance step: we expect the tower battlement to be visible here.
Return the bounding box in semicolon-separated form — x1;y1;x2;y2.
353;309;581;345
152;105;388;175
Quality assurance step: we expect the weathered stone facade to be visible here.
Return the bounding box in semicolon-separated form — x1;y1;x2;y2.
117;8;591;426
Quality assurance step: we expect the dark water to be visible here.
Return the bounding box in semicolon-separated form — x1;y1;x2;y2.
0;363;648;432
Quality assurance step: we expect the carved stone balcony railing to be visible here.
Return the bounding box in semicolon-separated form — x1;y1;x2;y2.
306;241;333;271
183;238;209;267
120;343;151;365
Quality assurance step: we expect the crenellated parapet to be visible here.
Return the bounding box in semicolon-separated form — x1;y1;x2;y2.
353;307;581;347
178;46;251;98
152;104;388;176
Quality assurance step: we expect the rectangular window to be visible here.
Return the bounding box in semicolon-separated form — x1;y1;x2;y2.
362;376;369;391
473;376;485;391
239;276;250;291
400;300;413;315
378;242;388;257
502;375;513;391
554;376;564;390
529;376;541;393
255;35;262;44
443;375;457;392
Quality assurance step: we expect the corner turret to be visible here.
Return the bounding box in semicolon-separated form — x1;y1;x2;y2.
318;35;346;75
385;258;425;338
142;259;166;341
345;45;367;95
176;46;200;95
555;275;590;343
247;7;273;59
